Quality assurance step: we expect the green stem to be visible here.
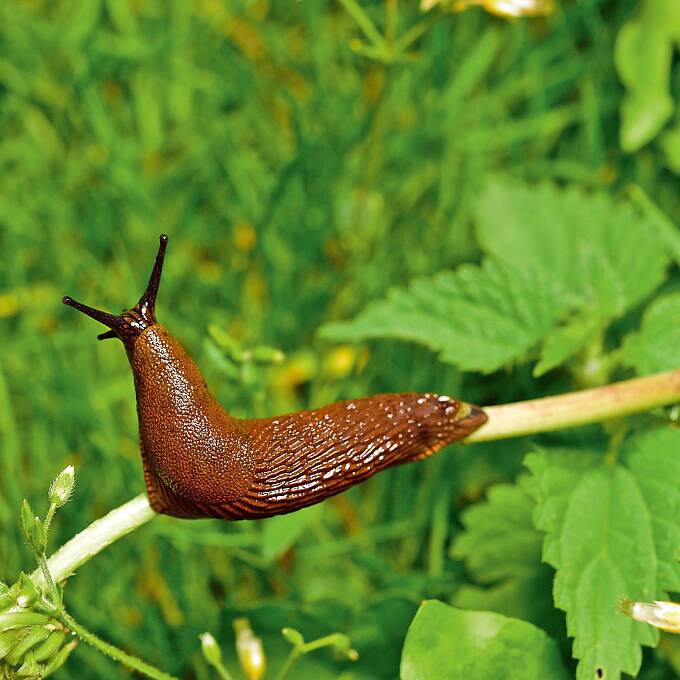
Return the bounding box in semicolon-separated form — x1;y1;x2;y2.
57;609;178;680
337;0;389;50
466;368;680;443
32;494;156;588
212;663;235;680
36;552;59;605
274;648;301;680
43;503;57;537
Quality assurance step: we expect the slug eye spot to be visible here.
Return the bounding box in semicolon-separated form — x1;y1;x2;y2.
596;668;604;678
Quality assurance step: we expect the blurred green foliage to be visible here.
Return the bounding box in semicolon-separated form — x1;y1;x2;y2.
1;0;679;678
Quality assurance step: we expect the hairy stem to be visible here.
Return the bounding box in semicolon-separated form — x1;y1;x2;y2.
32;494;155;587
33;368;680;585
57;609;178;680
466;368;680;443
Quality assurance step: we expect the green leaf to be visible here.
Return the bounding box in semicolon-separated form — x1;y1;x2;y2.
525;429;680;679
661;117;680;175
260;505;323;562
614;0;680;151
320;259;568;373
476;180;670;322
453;569;559;636
451;477;561;636
622;292;680;375
400;600;568;680
534;314;602;377
451;477;543;583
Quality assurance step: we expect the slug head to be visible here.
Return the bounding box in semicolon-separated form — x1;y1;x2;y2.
63;234;168;348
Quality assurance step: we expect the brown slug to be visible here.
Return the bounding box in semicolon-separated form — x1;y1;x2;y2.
63;235;487;520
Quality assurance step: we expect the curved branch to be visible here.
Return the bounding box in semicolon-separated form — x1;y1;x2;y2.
466;368;680;443
33;494;156;587
33;368;680;585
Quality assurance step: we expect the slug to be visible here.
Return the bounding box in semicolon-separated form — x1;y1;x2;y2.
63;235;487;520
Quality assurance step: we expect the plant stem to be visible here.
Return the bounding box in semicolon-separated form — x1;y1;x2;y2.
337;0;389;50
274;647;301;680
32;494;156;587
57;609;178;680
32;368;680;585
36;552;59;605
466;368;680;443
43;503;57;537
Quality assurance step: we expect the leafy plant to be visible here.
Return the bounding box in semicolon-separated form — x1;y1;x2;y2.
2;1;680;679
320;178;680;678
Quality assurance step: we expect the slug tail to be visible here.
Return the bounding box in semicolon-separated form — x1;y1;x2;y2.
62;234;169;346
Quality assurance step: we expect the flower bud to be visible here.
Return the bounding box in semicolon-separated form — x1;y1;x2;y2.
251;346;285;366
48;466;75;508
281;627;304;648
619;599;680;633
199;632;222;667
234;618;265;680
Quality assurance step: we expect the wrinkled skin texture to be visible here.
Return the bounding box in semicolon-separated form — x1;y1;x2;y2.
64;235;487;520
131;325;487;519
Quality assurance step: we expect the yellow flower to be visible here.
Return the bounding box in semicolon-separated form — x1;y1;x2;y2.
234;618;266;680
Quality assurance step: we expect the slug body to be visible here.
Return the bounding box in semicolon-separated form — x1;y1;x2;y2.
63;236;487;520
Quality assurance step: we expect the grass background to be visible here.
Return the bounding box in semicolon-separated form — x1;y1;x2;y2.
1;1;678;678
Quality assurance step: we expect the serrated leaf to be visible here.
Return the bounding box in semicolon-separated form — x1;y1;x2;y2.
453;568;560;638
476;181;670;324
400;600;568;680
622;430;680;591
452;476;561;637
622;292;680;375
525;430;680;680
320;259;568;373
614;0;680;151
451;476;542;583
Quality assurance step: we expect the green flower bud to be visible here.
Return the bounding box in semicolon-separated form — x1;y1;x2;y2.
48;466;75;508
234;618;265;680
199;632;222;667
251;346;285;366
281;627;304;648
